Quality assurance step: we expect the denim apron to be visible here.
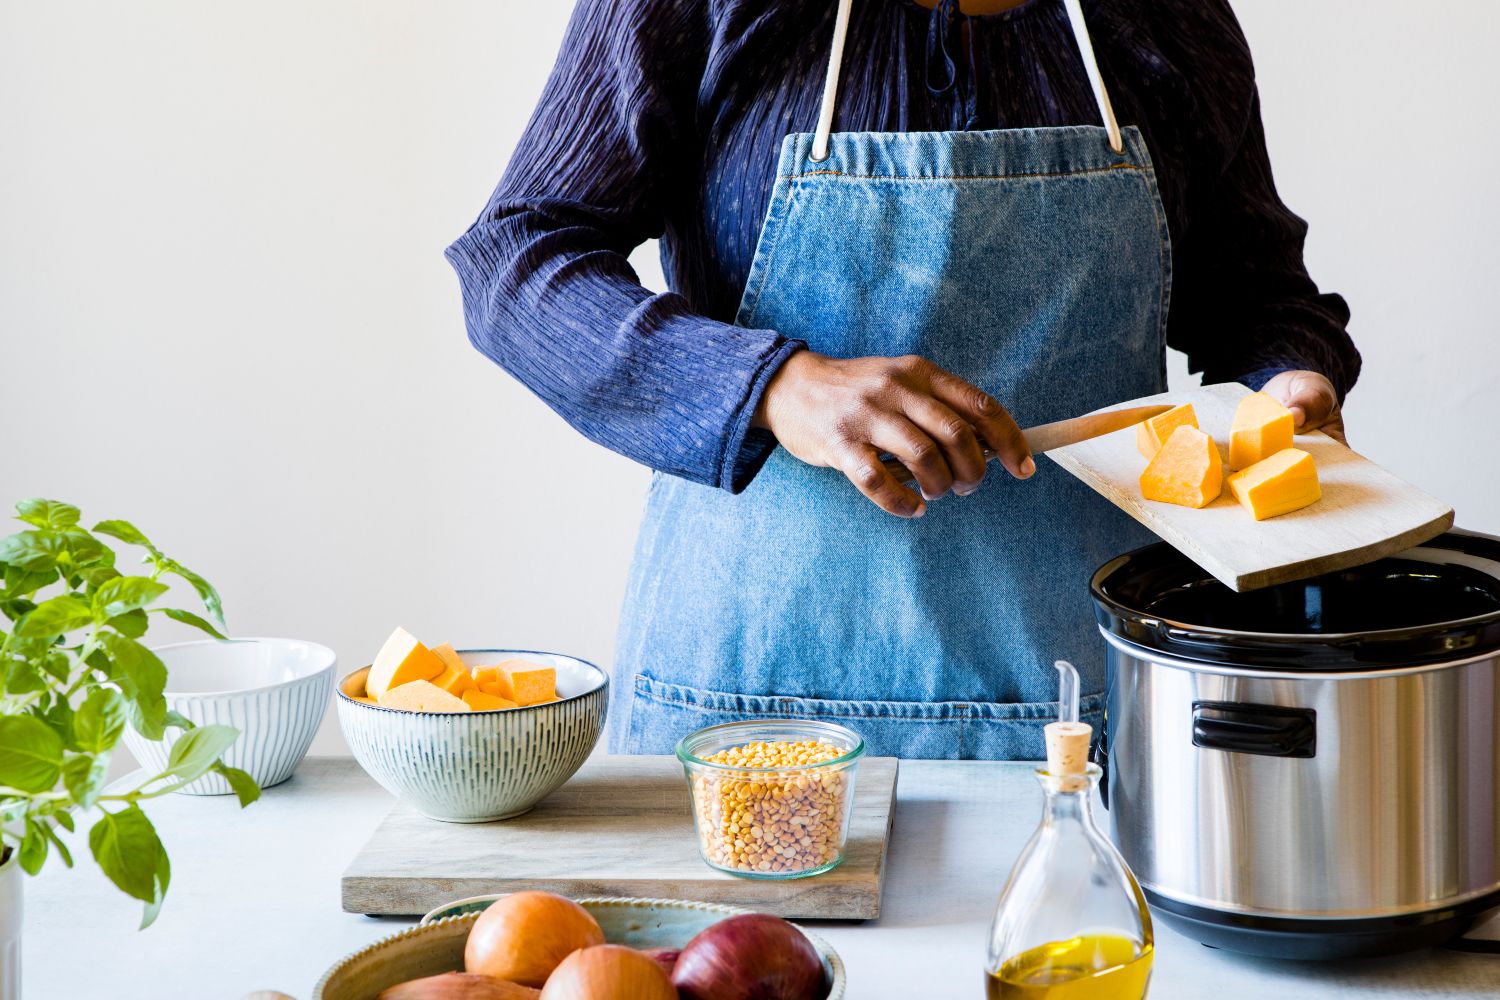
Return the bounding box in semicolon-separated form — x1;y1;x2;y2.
612;0;1169;759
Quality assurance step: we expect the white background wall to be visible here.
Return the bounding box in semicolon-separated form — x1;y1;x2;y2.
3;1;1497;760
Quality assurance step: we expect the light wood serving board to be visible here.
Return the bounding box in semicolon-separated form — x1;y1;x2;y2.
1048;382;1454;592
342;755;899;920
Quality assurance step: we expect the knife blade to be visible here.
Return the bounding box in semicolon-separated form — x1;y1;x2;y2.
880;403;1173;489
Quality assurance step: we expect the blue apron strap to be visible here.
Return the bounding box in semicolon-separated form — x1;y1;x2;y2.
810;0;1125;161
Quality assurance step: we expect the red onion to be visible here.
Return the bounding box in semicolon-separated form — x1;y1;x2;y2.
640;947;681;977
671;914;828;1000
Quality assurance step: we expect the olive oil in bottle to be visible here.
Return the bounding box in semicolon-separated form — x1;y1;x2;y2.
985;933;1153;999
984;662;1154;1000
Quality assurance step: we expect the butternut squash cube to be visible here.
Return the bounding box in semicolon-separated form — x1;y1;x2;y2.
432;642;467;674
462;689;518;712
486;660;557;706
1135;403;1199;459
432;664;476;698
1228;448;1321;520
1140;425;1223;509
1229;391;1295;469
378;679;471;713
367;627;445;701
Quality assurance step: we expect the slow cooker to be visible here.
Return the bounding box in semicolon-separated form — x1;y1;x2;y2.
1091;528;1500;959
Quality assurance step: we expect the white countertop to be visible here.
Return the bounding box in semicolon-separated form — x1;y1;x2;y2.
24;757;1500;999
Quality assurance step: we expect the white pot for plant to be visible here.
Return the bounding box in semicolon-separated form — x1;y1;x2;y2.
0;847;21;1000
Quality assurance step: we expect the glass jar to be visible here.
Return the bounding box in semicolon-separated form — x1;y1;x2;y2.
676;719;864;880
985;763;1153;999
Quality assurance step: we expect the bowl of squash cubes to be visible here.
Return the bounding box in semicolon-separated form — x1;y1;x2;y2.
336;627;608;821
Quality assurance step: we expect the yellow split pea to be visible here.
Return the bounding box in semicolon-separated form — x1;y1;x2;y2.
691;739;851;876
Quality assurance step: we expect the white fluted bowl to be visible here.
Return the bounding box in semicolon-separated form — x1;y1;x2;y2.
336;649;607;822
122;637;336;795
315;897;845;1000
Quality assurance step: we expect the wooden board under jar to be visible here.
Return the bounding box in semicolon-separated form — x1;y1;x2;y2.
341;754;899;920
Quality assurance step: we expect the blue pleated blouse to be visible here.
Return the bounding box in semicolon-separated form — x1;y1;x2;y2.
446;0;1359;492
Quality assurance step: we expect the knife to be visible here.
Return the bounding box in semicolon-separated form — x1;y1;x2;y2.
880;403;1174;489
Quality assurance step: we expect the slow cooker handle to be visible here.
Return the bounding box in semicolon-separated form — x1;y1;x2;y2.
1192;701;1317;759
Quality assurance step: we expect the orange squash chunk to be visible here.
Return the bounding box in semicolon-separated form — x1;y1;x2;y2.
1228;448;1321;520
432;664;476;698
367;627;445;701
1135;403;1199;459
1229;392;1295;469
1140;425;1223;509
486;660;557;706
378;679;470;713
462;689;519;712
472;665;501;688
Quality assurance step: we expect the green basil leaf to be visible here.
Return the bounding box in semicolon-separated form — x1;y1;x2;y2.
91;520;156;552
62;753;110;809
0;716;65;792
3;563;57;599
152;724;239;787
163;710;195;731
4;658;46;695
74;688;127;753
53;807;75;832
38;650;71;682
56;529;108;569
39;818;73;868
156;607;226;640
18;820;47;875
77;564;121;589
0;598;36;623
0;531;64;573
161;560;223;627
15;499;80;530
15;594;94;638
41;695;75;748
137;836;171;929
105;608;149;639
88;804;163;903
94;577;169;619
212;762;261;808
102;634;167;741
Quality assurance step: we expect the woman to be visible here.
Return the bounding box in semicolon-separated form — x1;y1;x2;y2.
447;0;1359;758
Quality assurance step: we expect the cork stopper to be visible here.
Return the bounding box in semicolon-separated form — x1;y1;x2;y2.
1045;720;1092;790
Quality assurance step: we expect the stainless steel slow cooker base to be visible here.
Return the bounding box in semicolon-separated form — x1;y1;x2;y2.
1091;529;1500;960
1144;886;1500;960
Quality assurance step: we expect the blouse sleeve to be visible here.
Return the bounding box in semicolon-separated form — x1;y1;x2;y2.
444;0;802;493
1166;88;1362;399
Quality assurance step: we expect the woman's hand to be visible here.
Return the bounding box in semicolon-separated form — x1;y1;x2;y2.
752;351;1034;518
1261;370;1347;446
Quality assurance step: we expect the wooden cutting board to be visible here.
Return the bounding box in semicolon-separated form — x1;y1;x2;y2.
1048;382;1454;592
342;755;899;920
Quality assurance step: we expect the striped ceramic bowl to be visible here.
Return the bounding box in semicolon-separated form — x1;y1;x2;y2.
336;649;607;823
122;637;336;795
315;896;845;1000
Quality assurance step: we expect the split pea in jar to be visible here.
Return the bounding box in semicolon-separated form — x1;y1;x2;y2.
676;720;865;879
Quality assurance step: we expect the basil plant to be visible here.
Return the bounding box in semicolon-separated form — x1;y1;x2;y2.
0;499;258;927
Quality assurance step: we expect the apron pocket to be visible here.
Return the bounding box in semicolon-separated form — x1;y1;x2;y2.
627;674;1102;761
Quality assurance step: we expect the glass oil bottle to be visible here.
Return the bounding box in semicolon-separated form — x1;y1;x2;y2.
984;662;1153;1000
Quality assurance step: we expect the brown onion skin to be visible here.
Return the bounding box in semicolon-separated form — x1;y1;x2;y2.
540;944;678;1000
463;891;605;987
376;971;541;1000
671;914;828;1000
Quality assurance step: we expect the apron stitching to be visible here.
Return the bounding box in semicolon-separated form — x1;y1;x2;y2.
739;177;805;329
786;162;1139;182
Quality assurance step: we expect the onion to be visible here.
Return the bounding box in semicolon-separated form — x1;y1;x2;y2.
640;947;680;977
539;944;678;1000
671;914;827;1000
464;891;606;987
377;972;541;999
